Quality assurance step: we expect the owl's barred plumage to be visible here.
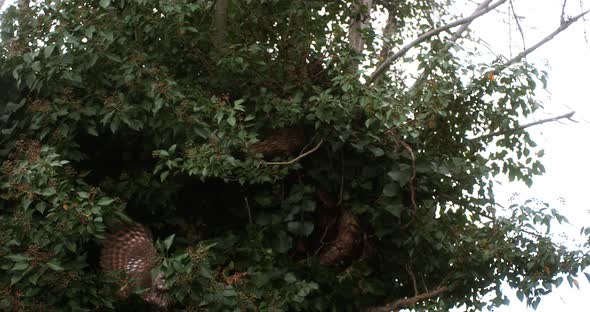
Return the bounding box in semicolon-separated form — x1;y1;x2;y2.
100;223;170;309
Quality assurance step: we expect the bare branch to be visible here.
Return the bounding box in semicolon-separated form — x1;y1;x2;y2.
349;0;374;53
378;12;398;60
243;195;252;225
367;0;508;85
497;9;590;71
213;0;230;48
452;0;496;41
475;111;576;140
264;139;324;165
399;140;417;230
509;0;526;50
405;264;419;296
408;0;494;94
366;287;449;312
561;0;568;24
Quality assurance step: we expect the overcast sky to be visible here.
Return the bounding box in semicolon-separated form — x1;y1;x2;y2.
460;0;590;310
1;0;589;310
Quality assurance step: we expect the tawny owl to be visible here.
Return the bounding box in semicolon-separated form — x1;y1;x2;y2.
100;223;170;309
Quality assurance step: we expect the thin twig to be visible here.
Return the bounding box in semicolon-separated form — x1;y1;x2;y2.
264;139;324;165
474;111;576;140
405;264;419;296
408;0;494;94
561;0;568;24
399;140;417;230
315;217;338;256
368;0;508;85
496;9;590;71
244;196;252;225
421;274;430;292
577;0;589;44
509;0;526;51
336;153;344;207
366;287;449;312
378;12;398;60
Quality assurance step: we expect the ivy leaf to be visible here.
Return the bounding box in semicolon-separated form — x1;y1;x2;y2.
99;0;111;8
6;254;32;262
43;44;56;58
287;221;314;236
227;115;236;127
382;183;399;197
284;273;297;283
370;146;384;157
47;260;64;271
384;204;404;217
12;262;29;271
97;197;115;206
163;234;175;252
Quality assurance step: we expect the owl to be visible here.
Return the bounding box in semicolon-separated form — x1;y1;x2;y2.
100;223;170;309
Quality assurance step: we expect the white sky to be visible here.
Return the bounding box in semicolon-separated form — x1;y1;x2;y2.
459;0;590;310
1;0;589;310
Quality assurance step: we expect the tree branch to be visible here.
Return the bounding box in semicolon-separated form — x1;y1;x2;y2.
399;140;417;230
367;0;508;85
264;139;324;165
475;111;576;140
349;0;374;53
366;287;449;312
495;9;590;72
509;0;527;51
405;264;419;296
213;0;229;48
408;0;495;94
560;0;568;25
378;11;398;60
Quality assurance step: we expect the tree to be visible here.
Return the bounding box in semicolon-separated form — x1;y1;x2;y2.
1;0;589;311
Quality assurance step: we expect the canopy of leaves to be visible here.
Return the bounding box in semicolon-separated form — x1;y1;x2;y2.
1;0;589;311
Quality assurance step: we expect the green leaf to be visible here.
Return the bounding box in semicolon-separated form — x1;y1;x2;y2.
516;290;524;302
222;288;237;297
531;299;540;309
28;271;42;285
10;274;23;286
99;0;111;8
6;254;32;262
97;197;115;206
382;183;399;197
227;115;236;127
287;221;314;236
273;230;292;253
43;44;56;58
12;262;29;270
384;204;404;217
87;126;98;136
252;272;271;287
370;146;384;157
35;202;46;213
284;273;297;283
199;265;214;279
163;234;175;252
47;260;64;271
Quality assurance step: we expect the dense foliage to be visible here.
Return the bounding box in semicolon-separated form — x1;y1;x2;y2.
1;0;589;311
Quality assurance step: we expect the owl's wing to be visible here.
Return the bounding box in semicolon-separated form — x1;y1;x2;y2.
100;223;160;289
